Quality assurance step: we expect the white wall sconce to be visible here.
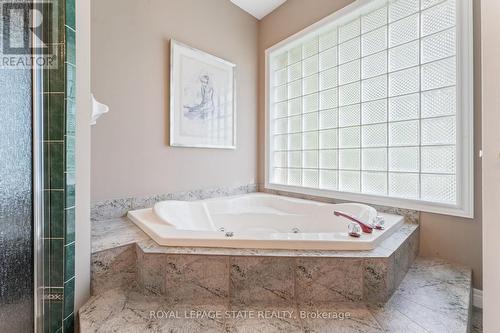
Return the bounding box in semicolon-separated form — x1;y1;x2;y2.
91;94;109;125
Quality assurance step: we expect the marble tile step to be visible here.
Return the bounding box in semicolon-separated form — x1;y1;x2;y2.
91;216;419;304
79;257;472;333
471;307;483;333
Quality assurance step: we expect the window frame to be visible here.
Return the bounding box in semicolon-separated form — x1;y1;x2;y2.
264;0;474;218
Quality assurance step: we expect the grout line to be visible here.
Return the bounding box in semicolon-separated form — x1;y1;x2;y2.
273;113;455;136
358;18;363;193
63;312;74;321
336;28;340;190
418;3;423;201
273;25;455;75
65;25;76;33
272;101;457;122
273;166;455;174
386;1;390;196
274;81;456;113
64;276;75;285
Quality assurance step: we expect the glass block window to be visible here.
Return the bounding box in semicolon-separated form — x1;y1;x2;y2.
267;0;474;216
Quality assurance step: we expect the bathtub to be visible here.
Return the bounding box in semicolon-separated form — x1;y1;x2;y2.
127;193;403;250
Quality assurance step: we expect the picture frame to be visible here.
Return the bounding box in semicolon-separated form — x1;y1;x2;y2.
170;40;236;149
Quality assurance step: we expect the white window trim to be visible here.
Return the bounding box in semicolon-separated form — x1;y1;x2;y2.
264;0;474;218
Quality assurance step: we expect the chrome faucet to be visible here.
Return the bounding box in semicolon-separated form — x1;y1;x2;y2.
372;215;385;230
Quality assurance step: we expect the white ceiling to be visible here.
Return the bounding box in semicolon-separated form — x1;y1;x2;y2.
230;0;287;20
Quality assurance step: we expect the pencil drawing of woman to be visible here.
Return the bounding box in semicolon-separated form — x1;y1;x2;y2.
183;74;215;119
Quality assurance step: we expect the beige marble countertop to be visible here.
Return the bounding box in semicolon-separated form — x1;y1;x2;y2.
92;216;418;258
92;217;149;253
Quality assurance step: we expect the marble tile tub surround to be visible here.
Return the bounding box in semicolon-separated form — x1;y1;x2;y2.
92;215;417;258
90;217;419;305
80;258;472;333
91;244;137;295
135;226;418;305
263;188;420;225
90;185;419;305
91;184;420;225
90;184;258;221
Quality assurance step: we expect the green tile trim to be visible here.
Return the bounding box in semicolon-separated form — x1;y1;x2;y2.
65;181;75;208
48;298;63;333
64;242;75;281
43;94;49;140
63;278;74;318
43;44;65;93
47;190;64;238
42;1;65;45
65;0;75;30
66;98;75;135
63;313;74;333
48;142;64;189
47;93;65;141
65;172;75;206
65;135;75;173
66;63;76;100
65;27;75;66
42;0;76;330
45;239;64;287
64;207;75;245
43;142;50;189
43;288;63;333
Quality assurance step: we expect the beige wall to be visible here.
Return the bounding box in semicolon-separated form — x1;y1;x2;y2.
481;0;500;329
91;0;483;290
91;0;258;202
257;0;483;289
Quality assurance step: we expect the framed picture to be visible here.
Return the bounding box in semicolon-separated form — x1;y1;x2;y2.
170;40;236;149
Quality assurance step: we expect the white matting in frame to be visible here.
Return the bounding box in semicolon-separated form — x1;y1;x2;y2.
170;40;236;149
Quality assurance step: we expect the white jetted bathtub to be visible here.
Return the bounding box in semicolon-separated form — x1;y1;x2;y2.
127;193;403;250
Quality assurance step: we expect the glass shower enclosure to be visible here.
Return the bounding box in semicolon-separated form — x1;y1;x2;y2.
1;0;76;328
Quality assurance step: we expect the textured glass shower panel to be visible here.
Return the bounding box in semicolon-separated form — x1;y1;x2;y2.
269;0;458;204
0;52;33;332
